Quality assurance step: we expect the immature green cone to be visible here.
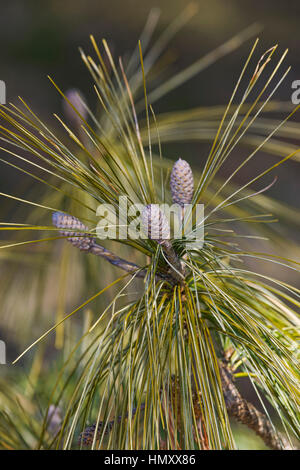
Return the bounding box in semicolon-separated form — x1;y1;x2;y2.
52;212;95;251
141;204;170;243
170;158;194;206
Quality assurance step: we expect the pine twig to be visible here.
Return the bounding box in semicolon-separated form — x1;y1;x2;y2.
219;361;292;450
52;212;167;282
89;243;149;278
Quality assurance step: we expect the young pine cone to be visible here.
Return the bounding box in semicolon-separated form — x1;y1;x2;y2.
52;212;95;251
141;204;170;243
170;159;194;206
141;205;184;282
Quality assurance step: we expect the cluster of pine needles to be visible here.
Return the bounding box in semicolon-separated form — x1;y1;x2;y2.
0;5;299;450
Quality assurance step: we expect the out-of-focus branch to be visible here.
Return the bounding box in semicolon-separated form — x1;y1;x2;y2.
78;404;146;446
89;243;149;278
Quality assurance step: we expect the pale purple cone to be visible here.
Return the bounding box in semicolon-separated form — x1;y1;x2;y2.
141;204;170;243
52;212;95;251
170;158;194;207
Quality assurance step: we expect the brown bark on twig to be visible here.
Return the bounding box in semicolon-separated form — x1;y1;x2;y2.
219;361;292;450
60;214;292;450
89;243;152;279
89;242;175;284
52;211;178;284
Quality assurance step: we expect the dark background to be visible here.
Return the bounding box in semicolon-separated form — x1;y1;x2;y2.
0;0;300;208
1;0;300;110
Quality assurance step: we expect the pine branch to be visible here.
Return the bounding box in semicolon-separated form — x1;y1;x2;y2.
219;361;292;450
52;212;168;282
89;243;148;278
141;204;185;283
54;202;294;450
77;366;293;450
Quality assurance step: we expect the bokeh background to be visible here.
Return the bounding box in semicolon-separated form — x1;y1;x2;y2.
1;0;300;226
0;0;299;449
